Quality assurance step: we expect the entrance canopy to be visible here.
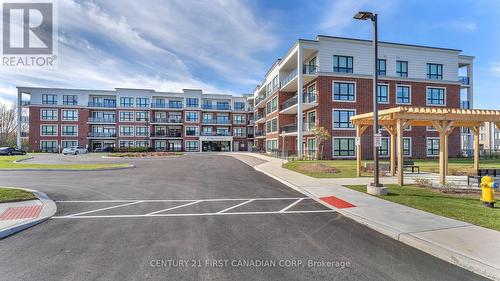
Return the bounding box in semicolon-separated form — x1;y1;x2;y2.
350;106;500;186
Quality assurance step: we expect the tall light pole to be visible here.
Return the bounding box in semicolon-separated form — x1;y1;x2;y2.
354;11;385;192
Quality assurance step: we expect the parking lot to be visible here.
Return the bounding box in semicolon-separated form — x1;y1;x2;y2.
0;154;488;281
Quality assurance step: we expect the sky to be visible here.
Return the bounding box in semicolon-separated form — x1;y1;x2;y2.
0;0;499;109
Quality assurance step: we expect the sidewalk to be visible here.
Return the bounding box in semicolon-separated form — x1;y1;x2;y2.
230;153;500;281
0;188;56;239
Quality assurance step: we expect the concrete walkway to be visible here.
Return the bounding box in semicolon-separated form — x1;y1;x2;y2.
228;152;500;281
0;188;56;239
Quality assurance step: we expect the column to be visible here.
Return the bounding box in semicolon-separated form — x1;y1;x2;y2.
473;128;480;170
439;128;446;185
297;45;304;159
356;125;362;177
17;90;22;149
396;120;404;186
390;132;396;176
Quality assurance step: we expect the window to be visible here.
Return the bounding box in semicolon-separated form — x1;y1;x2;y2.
169;100;183;108
41;125;57;136
186;98;199;108
427;63;443;80
120;97;134;107
378;138;389;156
306;138;316;153
154;140;166;151
135;111;148;122
266;97;278;114
333;82;355;101
61;125;77;136
62;140;78;148
135;126;149;136
41;141;58;152
120;126;134;136
333;138;355;157
377;84;389;103
396;61;408;77
333;109;355;129
119;141;134;148
427;88;445;106
333;55;353;73
403;138;411;156
266;118;278;133
185;112;199;122
185;126;199;136
307;111;316;131
42;94;57;104
41;109;58;120
480;134;486;141
233;114;245;124
63;95;77;105
427;126;437;131
427;138;440;156
186;140;199;152
377;59;386;76
136;98;149;108
234;127;245;137
396;86;411;104
135;141;149;148
266;139;278;152
216;101;230;110
234;102;245;111
120;111;134;122
62;110;78;121
272;75;279;91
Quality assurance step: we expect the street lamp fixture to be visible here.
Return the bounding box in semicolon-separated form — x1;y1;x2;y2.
354;11;387;195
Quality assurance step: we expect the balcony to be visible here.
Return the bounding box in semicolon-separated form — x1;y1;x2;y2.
21;100;30;106
88;117;116;123
247;134;254;138
255;112;266;124
88;102;116;108
202;104;231;110
88;132;116;138
151;103;183;109
302;64;318;75
202;119;231;125
255;130;266;138
254;95;266;108
200;131;232;136
459;76;470;85
151;118;182;124
150;131;182;138
280;122;316;135
280;92;317;114
461;101;470;109
247;119;255;126
280;69;298;89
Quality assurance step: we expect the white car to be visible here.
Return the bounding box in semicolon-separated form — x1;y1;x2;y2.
62;146;88;155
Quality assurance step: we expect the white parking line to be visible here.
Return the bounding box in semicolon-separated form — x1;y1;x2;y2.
279;198;304;213
56;197;308;203
216;199;254;214
52;209;335;219
145;200;202;215
65;200;144;217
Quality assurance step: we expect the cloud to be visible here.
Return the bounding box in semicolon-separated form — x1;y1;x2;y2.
431;20;477;32
0;0;276;104
490;63;500;77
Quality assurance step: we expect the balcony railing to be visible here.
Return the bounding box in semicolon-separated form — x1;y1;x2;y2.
88;102;116;108
459;76;470;85
255;130;266;137
150;131;182;137
247;133;254;138
461;101;470;109
21;100;30;106
280;69;298;87
202;104;231;110
151;118;182;123
135;118;150;122
88;132;116;137
302;64;318;75
202;119;231;124
255;112;266;121
280;122;316;133
200;131;232;136
255;95;265;106
88;117;116;123
151;103;183;109
280;92;316;111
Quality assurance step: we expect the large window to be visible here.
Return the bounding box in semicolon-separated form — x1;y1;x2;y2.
135;126;149;136
41;141;58;152
186;140;199;152
169;100;183;109
378;138;389;156
266;97;278;114
266;118;278;133
427;88;445;106
377;59;386;76
120;97;134;107
396;61;408;77
62;110;78;121
403;137;411;156
42;94;57;105
333;110;355;129
136;98;149;108
396;86;411;104
333;138;355;157
135;111;148;122
135;141;149;148
266;139;278;152
233;114;245;124
427;138;440;156
234;127;245;137
333;55;353;73
186;98;199;108
234;102;245;111
427;63;443;80
120;111;134;122
120;126;134;136
185;111;199;122
333;82;355;101
41;109;58;120
377;84;389;103
63;95;77;105
62;140;78;148
61;125;77;136
185;126;199;136
119;141;134;148
41;125;57;136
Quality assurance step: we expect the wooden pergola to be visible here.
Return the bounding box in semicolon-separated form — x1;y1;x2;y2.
351;106;500;186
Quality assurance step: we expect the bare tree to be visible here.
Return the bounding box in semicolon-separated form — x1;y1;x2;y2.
0;103;17;147
311;126;331;160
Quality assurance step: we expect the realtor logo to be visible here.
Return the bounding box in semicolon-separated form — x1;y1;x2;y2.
2;1;57;67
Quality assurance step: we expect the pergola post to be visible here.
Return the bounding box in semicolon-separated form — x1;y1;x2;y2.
356;124;367;177
396;119;404;186
469;126;480;171
384;125;397;176
444;125;455;175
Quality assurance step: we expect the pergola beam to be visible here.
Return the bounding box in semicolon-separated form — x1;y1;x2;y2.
356;125;368;177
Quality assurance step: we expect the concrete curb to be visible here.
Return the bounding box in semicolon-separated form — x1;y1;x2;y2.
0;187;57;239
243;155;500;281
0;164;135;172
13;156;34;163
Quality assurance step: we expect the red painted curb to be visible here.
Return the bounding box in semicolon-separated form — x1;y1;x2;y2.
320;196;356;209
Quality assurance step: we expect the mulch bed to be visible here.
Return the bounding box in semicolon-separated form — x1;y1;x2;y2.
298;163;340;174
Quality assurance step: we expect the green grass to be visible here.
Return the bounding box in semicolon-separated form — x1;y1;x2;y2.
0;188;36;203
283;158;500;178
0;156;130;170
345;184;500;231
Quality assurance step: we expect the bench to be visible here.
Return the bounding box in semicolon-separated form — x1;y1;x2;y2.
467;169;500;187
397;160;420;174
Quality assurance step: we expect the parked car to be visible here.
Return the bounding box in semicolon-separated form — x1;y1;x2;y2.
62;146;88;155
93;147;115;153
0;147;27;156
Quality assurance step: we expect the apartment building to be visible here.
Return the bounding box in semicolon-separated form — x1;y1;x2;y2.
252;35;474;159
479;122;500;150
16;87;254;153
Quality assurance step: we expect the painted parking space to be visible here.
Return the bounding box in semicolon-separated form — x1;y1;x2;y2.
52;197;334;219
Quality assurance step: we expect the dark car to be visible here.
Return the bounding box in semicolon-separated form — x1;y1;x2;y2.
93;147;115;153
0;147;27;156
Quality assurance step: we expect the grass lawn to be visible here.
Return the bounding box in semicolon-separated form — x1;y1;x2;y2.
283;158;500;178
0;188;36;203
345;184;500;231
0;156;130;170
